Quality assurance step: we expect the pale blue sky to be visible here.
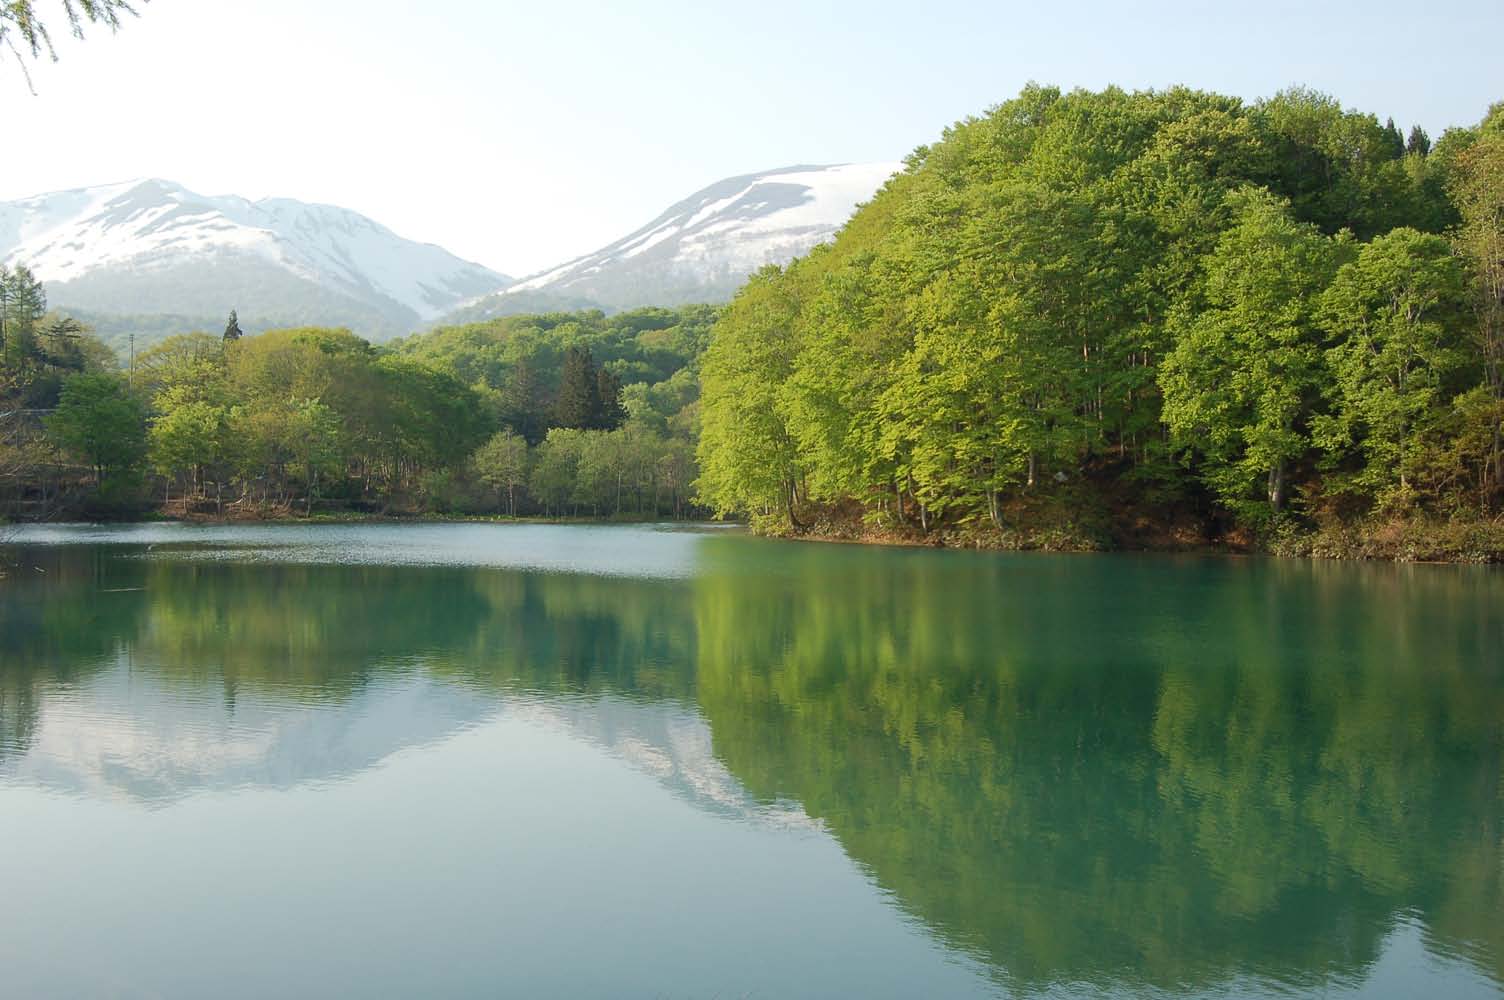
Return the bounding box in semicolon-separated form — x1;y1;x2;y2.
6;0;1500;275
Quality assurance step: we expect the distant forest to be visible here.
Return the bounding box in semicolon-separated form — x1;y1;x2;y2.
0;291;711;520
3;84;1503;558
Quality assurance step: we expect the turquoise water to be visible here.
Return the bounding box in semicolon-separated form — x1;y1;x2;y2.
1;523;1500;998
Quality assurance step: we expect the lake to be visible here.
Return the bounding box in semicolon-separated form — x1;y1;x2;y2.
1;523;1500;999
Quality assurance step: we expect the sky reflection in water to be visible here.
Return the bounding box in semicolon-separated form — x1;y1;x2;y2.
1;524;1500;999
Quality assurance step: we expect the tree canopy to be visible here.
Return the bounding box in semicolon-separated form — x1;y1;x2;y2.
695;85;1503;550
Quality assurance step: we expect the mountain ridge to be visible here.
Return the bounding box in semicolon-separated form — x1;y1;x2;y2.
0;178;512;338
1;163;902;341
441;161;902;322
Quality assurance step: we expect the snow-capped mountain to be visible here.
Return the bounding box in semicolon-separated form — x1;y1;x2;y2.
0;179;511;338
445;162;901;321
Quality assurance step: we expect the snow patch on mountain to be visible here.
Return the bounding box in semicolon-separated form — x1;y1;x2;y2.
0;179;511;331
453;162;900;317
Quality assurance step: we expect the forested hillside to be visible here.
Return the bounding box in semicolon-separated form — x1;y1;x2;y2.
1;282;711;520
697;86;1504;559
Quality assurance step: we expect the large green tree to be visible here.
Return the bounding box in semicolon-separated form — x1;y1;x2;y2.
1160;189;1340;519
1449;113;1504;502
696;266;807;523
45;372;147;488
472;429;529;515
1316;229;1469;503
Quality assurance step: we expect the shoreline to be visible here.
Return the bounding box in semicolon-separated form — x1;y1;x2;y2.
5;511;1497;565
760;517;1504;565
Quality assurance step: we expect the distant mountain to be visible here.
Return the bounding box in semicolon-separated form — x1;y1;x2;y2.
0;179;512;340
444;162;901;322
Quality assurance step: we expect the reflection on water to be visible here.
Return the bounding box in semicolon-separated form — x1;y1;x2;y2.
1;525;1500;999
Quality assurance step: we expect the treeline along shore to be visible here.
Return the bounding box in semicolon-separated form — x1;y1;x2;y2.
0;300;710;523
697;86;1504;562
3;84;1504;561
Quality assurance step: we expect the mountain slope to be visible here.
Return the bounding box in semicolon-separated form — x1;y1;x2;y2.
445;162;901;321
0;179;511;338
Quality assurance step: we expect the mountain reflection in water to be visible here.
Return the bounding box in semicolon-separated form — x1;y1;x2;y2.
1;525;1500;999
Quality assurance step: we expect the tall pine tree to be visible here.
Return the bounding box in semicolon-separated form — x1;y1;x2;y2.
1406;125;1431;157
554;346;603;430
503;358;548;443
1382;118;1405;159
594;366;625;430
0;265;47;364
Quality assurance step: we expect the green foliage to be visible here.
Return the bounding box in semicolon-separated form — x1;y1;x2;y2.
1315;229;1469;505
471;429;529;515
6;288;709;518
696;266;806;519
394;305;712;442
697;84;1504;542
44;371;147;486
1407;125;1432;157
1448;124;1504;502
149;396;229;479
554;345;607;429
1160;189;1340;520
529;427;583;515
9;83;1502;544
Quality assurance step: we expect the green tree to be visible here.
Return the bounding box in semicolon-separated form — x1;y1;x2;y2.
132;331;224;400
554;346;603;430
696;266;806;523
1160;189;1340;520
530;427;584;516
1382;118;1406;159
45;371;147;487
594;365;625;430
1407;125;1431;157
0;264;47;366
149;394;229;502
286;397;342;514
501;357;548;444
1449;121;1504;502
1316;229;1469;503
471;429;529;515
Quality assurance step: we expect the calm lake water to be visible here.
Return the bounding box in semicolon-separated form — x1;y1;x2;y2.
1;523;1500;999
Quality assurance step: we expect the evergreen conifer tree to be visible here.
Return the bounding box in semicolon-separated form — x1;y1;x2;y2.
223;310;243;342
503;358;548;443
554;346;603;430
1;266;47;364
594;366;625;430
1383;118;1405;159
1406;125;1431;157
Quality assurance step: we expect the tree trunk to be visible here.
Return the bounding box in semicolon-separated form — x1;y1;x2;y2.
1268;461;1286;514
785;479;805;531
